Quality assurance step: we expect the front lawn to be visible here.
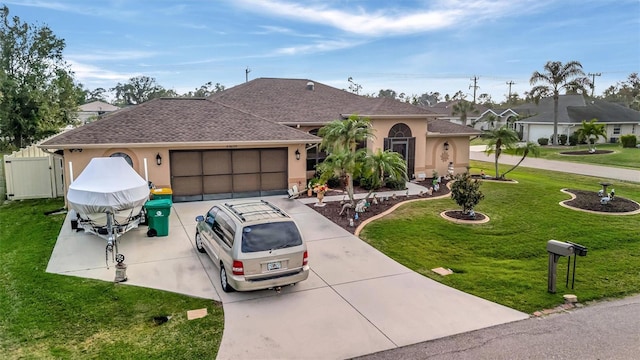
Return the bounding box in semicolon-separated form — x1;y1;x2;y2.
506;143;640;169
0;198;224;359
359;163;640;314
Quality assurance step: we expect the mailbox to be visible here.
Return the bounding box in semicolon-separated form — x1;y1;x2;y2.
547;240;574;257
568;241;588;256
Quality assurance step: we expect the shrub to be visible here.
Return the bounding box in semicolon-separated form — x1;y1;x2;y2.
450;171;484;214
620;134;638;148
558;134;568;145
537;137;549;146
568;132;579;146
385;176;406;190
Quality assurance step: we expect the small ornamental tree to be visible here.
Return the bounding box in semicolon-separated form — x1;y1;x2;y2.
450;171;484;214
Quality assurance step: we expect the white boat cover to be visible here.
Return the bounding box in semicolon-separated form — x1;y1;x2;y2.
68;157;149;216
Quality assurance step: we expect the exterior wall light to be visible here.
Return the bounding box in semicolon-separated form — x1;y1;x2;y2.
444;141;449;151
295;149;301;160
156;153;162;166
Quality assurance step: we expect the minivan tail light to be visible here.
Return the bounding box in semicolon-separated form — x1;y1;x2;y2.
232;260;244;275
303;251;308;266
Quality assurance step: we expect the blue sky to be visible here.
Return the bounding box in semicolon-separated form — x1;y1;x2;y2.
5;0;640;103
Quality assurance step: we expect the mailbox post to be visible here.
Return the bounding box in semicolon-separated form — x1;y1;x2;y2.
547;240;574;293
546;240;588;293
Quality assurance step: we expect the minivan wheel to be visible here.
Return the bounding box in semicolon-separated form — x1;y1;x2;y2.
220;266;234;293
195;232;206;253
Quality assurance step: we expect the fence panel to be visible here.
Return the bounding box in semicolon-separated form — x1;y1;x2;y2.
4;156;55;200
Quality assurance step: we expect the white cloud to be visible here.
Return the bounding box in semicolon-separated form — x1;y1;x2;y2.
232;0;548;36
272;39;364;55
68;60;137;84
67;50;159;62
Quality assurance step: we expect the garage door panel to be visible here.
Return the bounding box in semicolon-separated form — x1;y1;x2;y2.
261;149;287;172
233;150;260;173
172;176;202;196
171;151;202;176
203;175;232;193
261;172;287;191
203;150;231;175
233;173;260;192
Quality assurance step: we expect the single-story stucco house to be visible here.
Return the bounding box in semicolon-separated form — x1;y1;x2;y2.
515;95;640;143
77;100;121;125
40;78;480;202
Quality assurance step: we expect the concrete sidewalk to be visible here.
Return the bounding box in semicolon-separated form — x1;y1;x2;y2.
46;189;528;360
470;145;640;183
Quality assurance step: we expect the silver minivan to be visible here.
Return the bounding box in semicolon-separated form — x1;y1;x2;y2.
195;200;309;292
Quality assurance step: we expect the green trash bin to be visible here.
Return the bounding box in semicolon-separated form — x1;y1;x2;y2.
144;199;172;237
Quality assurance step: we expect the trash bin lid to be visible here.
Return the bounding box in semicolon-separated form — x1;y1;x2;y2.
144;199;172;209
151;187;173;195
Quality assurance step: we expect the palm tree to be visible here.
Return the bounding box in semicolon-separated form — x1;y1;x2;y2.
360;149;407;199
482;126;520;178
452;100;479;126
575;119;607;152
317;114;374;204
529;61;589;145
500;141;540;178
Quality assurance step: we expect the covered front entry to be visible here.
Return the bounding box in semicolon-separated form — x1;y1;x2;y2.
384;123;415;178
170;148;288;202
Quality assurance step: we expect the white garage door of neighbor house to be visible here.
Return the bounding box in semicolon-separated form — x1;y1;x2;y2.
169;149;288;202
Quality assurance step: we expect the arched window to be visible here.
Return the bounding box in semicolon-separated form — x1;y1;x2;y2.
388;123;412;138
110;152;133;167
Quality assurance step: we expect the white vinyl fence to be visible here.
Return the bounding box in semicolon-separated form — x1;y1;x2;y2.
3;143;65;200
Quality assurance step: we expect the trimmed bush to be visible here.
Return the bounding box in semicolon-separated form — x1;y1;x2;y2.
558;134;568;145
620;134;637;148
537;137;549;146
385;176;407;190
568;132;579;146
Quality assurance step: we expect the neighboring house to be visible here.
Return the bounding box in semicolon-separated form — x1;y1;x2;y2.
40;78;479;202
474;108;520;131
78;101;121;124
429;100;489;128
515;95;640;143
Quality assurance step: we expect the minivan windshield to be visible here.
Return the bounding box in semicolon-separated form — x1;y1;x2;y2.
241;222;303;253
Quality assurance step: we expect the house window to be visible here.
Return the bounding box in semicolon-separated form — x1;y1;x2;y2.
306;129;326;172
110;152;133;167
613;126;621;135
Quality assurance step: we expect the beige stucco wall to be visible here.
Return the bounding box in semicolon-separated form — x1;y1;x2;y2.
369;117;472;179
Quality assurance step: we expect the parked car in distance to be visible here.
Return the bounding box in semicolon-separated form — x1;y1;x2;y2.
195;200;309;292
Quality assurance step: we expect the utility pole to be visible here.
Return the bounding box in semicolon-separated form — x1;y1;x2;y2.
469;76;479;103
588;72;601;97
245;67;251;83
506;81;515;104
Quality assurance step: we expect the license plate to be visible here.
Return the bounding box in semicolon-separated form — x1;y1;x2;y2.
267;261;281;271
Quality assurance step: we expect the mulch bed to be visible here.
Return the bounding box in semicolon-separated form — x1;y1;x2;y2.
560;150;614;155
305;181;450;234
563;189;640;213
305;183;639;234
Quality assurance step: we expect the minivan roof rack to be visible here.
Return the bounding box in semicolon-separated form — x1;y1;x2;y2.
224;200;288;222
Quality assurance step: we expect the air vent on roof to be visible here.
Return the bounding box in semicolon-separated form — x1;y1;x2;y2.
306;81;314;91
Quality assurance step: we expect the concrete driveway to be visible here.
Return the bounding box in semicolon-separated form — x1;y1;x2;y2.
47;196;528;360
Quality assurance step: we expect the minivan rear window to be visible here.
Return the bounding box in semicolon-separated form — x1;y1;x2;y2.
241;222;303;253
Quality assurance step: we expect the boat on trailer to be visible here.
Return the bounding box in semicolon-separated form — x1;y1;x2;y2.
67;157;149;266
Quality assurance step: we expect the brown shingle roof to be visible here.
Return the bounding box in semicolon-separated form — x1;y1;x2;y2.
427;120;481;135
42;98;319;147
209;78;436;124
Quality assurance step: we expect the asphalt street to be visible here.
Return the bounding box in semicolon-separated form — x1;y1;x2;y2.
355;294;640;360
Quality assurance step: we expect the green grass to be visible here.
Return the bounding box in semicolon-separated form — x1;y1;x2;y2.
506;143;640;169
360;162;640;314
0;198;224;359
